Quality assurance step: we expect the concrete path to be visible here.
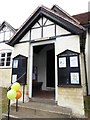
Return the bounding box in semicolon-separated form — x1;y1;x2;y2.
2;100;73;119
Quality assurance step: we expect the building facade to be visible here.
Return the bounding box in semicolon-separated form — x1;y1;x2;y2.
73;12;90;95
0;21;16;87
0;5;90;117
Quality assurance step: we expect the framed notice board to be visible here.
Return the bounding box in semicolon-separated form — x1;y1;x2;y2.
57;50;81;86
12;55;27;85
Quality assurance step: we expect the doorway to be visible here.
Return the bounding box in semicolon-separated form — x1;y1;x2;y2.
32;43;55;99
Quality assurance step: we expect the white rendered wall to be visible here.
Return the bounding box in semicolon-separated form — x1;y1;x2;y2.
12;43;29;58
56;35;80;55
56;25;71;36
20;31;30;42
85;32;90;95
0;43;13;87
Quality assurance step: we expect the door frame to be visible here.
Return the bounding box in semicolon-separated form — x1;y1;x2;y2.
29;40;58;102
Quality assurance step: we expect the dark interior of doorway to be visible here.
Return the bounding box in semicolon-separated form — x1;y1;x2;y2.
46;48;55;87
32;43;55;99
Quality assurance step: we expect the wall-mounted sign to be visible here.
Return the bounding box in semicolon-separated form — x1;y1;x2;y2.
12;55;27;85
59;57;66;68
57;50;80;86
70;56;78;67
70;72;79;84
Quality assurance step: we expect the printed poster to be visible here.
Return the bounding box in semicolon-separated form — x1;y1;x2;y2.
12;75;17;83
59;57;66;68
13;60;18;68
70;56;78;67
70;73;79;84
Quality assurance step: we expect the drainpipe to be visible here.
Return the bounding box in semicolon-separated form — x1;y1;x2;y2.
83;51;88;96
80;30;88;96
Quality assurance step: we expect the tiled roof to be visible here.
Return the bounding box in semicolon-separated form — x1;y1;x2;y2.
52;5;80;24
7;5;86;47
72;12;90;25
0;21;16;33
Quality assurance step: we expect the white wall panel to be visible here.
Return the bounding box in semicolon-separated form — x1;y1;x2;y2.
45;19;54;25
31;28;41;40
20;31;30;42
43;25;55;38
5;31;11;40
56;25;71;36
32;22;40;28
56;35;80;55
0;43;13;51
13;43;29;58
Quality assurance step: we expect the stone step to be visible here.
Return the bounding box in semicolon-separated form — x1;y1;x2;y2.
31;97;56;105
10;101;72;118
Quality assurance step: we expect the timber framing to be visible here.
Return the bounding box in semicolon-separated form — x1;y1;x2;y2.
7;5;86;48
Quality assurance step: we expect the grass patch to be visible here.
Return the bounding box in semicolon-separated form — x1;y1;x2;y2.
84;96;90;118
2;87;8;113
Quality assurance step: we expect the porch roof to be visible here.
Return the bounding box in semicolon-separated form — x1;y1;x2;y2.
7;5;86;47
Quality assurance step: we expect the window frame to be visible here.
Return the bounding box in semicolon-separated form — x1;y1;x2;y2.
0;50;12;68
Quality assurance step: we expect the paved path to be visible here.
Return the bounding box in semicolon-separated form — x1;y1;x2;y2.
2;101;88;120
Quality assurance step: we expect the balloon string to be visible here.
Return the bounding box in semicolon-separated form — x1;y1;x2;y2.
13;72;26;83
7;72;26;91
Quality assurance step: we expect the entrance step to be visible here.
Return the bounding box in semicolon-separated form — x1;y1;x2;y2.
10;101;72;118
31;97;55;105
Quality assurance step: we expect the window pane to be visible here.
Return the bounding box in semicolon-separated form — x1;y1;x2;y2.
7;53;11;57
0;58;5;66
7;58;10;61
6;52;11;66
1;58;5;62
1;53;5;57
6;61;10;66
0;62;4;66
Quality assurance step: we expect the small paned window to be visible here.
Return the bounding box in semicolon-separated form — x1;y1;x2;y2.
57;50;81;86
0;52;12;68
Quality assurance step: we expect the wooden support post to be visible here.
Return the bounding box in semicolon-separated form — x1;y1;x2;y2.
23;85;25;103
8;100;10;120
16;99;18;112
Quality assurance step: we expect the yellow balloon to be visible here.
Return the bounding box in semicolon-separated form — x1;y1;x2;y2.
11;82;20;91
7;89;16;100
